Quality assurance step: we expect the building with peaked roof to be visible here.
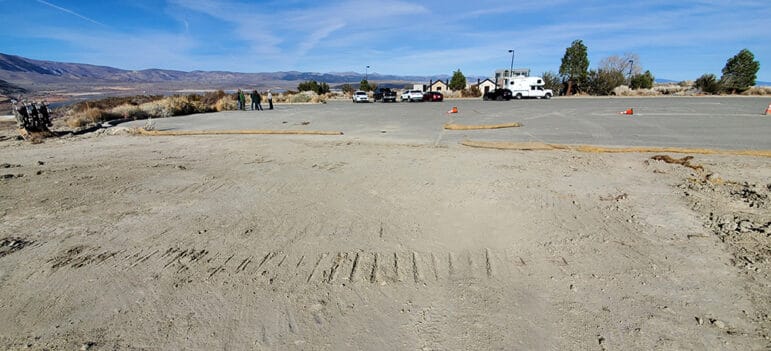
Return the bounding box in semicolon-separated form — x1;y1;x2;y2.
472;78;497;95
428;80;450;92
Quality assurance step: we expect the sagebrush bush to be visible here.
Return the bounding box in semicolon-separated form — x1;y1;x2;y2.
695;74;722;94
741;86;771;95
612;85;633;96
462;86;482;97
60;89;336;128
111;104;149;119
215;96;237;111
66;107;103;128
69;95;164;112
138;101;168;117
164;95;198;116
653;85;688;95
290;92;314;103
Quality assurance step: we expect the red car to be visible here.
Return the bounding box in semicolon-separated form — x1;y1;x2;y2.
422;91;444;102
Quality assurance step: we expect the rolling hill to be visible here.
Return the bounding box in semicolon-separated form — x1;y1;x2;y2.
0;53;451;95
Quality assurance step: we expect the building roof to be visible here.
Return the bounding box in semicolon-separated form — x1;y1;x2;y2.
471;78;496;87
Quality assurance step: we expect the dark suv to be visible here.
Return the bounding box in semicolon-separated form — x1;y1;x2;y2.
482;89;513;101
373;88;397;102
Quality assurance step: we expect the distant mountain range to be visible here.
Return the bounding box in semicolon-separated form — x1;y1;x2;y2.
0;53;461;96
1;53;767;98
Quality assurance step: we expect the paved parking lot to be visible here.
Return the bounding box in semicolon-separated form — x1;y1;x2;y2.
124;97;771;150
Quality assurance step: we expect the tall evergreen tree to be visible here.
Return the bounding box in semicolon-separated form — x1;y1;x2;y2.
360;79;371;91
559;40;589;95
449;69;467;91
720;49;760;93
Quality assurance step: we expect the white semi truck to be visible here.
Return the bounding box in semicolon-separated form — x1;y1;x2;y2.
502;76;553;99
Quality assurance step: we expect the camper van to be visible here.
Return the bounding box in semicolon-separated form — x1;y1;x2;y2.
502;76;553;99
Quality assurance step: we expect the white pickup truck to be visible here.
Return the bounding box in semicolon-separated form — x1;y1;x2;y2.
502;76;553;99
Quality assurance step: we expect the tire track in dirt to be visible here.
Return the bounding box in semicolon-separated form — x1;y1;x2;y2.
42;246;571;287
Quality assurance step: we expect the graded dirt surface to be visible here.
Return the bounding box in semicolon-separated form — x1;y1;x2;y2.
1;98;770;350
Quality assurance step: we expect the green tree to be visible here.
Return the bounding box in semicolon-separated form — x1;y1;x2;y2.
720;49;760;93
360;79;375;91
298;81;330;94
587;69;625;95
297;80;319;93
630;70;655;89
449;69;467;91
559;39;590;95
318;82;330;94
541;71;562;93
695;73;721;94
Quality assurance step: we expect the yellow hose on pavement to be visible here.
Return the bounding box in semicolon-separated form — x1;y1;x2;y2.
460;140;771;157
139;129;343;136
444;122;522;130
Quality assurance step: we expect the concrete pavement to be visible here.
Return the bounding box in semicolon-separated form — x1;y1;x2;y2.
121;97;771;150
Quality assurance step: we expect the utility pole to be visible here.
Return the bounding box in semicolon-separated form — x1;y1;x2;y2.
508;49;515;78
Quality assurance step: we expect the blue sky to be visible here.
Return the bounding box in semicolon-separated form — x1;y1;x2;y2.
0;0;768;82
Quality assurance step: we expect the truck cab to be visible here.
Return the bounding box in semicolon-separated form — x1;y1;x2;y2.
373;87;396;102
503;76;553;99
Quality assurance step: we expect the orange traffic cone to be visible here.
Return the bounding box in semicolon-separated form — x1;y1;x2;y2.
619;108;633;115
447;106;458;114
764;103;771;115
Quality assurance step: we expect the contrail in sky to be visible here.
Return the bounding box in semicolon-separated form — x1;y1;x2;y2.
35;0;108;27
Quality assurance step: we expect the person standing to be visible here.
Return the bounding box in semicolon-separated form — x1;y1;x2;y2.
238;89;246;111
251;89;263;111
267;90;273;110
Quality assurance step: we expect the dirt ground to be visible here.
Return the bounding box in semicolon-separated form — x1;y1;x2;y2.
0;129;769;350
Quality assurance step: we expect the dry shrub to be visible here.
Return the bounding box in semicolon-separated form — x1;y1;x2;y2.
310;93;328;104
66;107;103;128
654;84;688;95
273;93;289;103
138;100;168;117
612;85;633;96
290;92;314;103
69;95;164;112
462;86;482;97
164;95;198;116
215;96;237;111
742;86;771;95
200;90;226;106
111;104;149;119
634;88;658;96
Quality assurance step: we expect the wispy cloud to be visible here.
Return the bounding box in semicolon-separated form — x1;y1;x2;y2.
34;0;108;27
0;0;767;80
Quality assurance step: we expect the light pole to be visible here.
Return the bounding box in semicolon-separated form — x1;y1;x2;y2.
365;65;370;81
508;50;515;78
628;60;634;77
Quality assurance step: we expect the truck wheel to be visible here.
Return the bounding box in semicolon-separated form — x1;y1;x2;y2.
515;94;522;100
544;93;552;99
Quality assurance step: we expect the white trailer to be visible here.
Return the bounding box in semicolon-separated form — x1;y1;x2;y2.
502;76;553;99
